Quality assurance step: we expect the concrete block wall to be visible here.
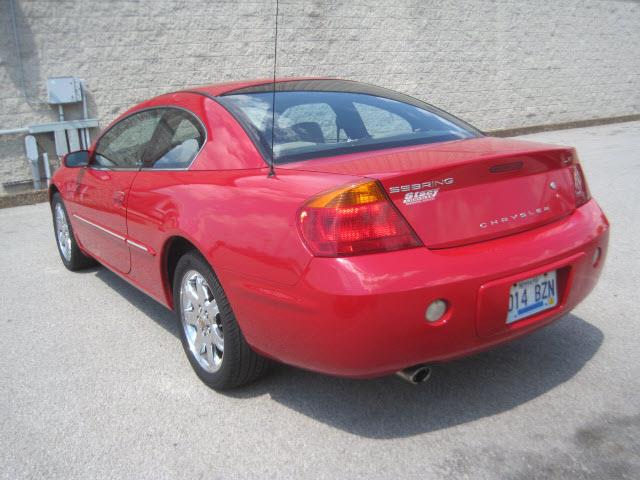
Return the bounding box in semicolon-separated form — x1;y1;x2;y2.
1;0;639;193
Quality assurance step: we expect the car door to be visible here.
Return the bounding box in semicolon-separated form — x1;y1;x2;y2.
71;109;162;273
125;106;207;301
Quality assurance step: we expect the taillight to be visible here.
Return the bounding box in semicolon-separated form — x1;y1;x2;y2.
298;180;422;257
572;163;591;207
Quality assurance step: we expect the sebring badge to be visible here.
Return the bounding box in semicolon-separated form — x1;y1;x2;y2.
390;177;453;206
389;177;454;194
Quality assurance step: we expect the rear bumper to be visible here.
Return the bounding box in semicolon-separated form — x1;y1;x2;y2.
227;199;609;378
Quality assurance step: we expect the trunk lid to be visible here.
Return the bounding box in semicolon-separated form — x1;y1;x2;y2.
281;137;577;248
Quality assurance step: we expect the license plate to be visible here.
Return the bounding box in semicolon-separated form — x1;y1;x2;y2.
507;270;557;324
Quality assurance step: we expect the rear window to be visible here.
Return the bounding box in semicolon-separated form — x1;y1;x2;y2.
218;90;480;164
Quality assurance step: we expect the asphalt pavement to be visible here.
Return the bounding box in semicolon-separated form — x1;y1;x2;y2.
1;121;639;479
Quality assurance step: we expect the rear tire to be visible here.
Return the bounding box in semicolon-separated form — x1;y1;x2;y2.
173;251;270;389
51;193;96;271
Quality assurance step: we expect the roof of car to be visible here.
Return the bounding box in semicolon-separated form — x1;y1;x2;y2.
187;77;329;97
185;77;423;99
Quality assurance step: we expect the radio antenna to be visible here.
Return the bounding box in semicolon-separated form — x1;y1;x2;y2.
268;0;279;178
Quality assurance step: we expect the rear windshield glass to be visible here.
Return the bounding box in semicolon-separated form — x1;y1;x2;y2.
218;90;480;164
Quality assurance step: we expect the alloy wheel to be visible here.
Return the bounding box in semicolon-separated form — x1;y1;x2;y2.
55;203;72;261
179;270;224;372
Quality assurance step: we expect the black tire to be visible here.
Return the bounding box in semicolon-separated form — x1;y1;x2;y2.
51;193;96;271
173;251;270;389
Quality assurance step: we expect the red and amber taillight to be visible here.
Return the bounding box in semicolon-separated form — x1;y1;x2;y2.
297;180;422;257
572;163;591;207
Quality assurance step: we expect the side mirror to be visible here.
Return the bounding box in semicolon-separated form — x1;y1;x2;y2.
64;150;90;168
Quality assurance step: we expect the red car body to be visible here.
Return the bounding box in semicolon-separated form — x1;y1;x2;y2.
50;79;609;379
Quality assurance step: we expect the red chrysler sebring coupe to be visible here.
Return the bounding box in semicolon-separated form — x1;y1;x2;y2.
50;79;609;388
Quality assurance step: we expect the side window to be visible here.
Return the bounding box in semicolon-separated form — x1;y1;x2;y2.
144;109;205;169
94;110;161;168
354;102;413;139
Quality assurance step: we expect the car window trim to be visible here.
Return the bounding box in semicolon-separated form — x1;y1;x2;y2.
91;105;207;172
185;84;484;167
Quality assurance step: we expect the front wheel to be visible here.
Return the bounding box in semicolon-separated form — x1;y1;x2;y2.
173;251;270;389
51;193;95;271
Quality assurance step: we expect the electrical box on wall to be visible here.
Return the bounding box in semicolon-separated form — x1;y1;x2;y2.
47;77;82;104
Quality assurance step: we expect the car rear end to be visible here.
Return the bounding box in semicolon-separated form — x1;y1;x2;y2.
260;138;609;377
285;202;607;377
217;81;609;377
260;144;609;377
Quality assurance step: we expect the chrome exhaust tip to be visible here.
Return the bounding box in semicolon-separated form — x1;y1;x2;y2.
396;365;432;384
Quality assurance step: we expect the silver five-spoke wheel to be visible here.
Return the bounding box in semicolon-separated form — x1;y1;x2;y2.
179;270;224;373
54;202;72;261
